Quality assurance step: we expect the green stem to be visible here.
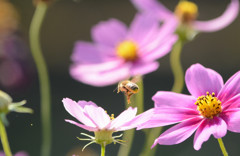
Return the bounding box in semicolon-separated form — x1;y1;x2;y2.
117;99;135;156
139;39;185;156
117;128;134;156
101;144;106;156
29;2;51;156
0;117;12;156
117;77;144;156
218;138;228;156
170;39;184;93
135;77;144;114
139;127;163;156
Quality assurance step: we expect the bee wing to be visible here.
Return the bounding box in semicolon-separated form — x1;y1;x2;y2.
113;87;118;92
131;75;142;83
114;82;121;93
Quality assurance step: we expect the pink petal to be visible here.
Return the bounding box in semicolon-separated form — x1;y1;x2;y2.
110;107;137;131
65;119;98;131
128;108;155;130
141;34;177;62
138;16;177;57
62;98;96;127
152;91;197;110
212;117;227;139
150;17;178;45
152;117;203;148
138;107;200;130
193;0;239;32
130;61;159;76
77;100;97;108
91;19;127;47
218;71;240;103
71;41;103;64
221;94;240;110
128;13;160;45
221;108;240;133
193;117;227;150
185;63;224;98
84;105;110;129
70;60;130;86
131;0;172;20
0;151;29;156
15;151;29;156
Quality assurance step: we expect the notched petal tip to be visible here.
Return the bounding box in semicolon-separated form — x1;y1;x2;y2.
193;0;239;32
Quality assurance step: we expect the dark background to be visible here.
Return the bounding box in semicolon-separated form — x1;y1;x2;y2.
4;0;240;155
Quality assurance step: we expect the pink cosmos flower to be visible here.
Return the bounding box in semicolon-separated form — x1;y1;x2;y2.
70;13;177;86
137;63;240;150
131;0;239;32
63;98;137;132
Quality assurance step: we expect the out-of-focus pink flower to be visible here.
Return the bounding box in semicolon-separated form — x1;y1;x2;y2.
63;98;137;132
0;33;34;92
0;0;34;92
137;63;240;150
0;151;28;156
131;0;239;32
70;13;177;86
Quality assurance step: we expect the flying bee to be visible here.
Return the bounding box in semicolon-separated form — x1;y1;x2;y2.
117;77;140;104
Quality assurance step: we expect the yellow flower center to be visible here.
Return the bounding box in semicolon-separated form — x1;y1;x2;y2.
116;40;138;61
174;1;198;24
195;92;222;119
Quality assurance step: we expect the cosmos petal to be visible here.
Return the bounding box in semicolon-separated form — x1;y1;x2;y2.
131;0;172;20
152;117;202;148
62;98;96;127
141;35;177;62
91;19;127;47
221;94;240;110
152;91;197;109
193;0;239;32
212;117;227;139
70;60;130;86
218;71;240;103
193;119;212;150
14;151;29;156
221;108;240;133
128;13;159;44
128;108;155;130
193;117;227;150
130;61;159;76
185;63;224;97
65;119;98;131
71;41;103;64
84;105;111;129
138;107;200;130
110;107;137;131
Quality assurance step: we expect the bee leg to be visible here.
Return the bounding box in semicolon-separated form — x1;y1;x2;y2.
127;93;134;104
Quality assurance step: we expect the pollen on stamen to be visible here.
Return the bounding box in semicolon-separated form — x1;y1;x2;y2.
110;114;115;120
195;92;222;119
174;1;198;24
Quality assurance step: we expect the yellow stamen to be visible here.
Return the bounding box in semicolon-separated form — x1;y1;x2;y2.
195;92;222;119
105;110;115;120
175;1;198;24
110;114;115;120
116;40;138;61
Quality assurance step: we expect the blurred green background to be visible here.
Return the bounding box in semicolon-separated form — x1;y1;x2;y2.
2;0;240;155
